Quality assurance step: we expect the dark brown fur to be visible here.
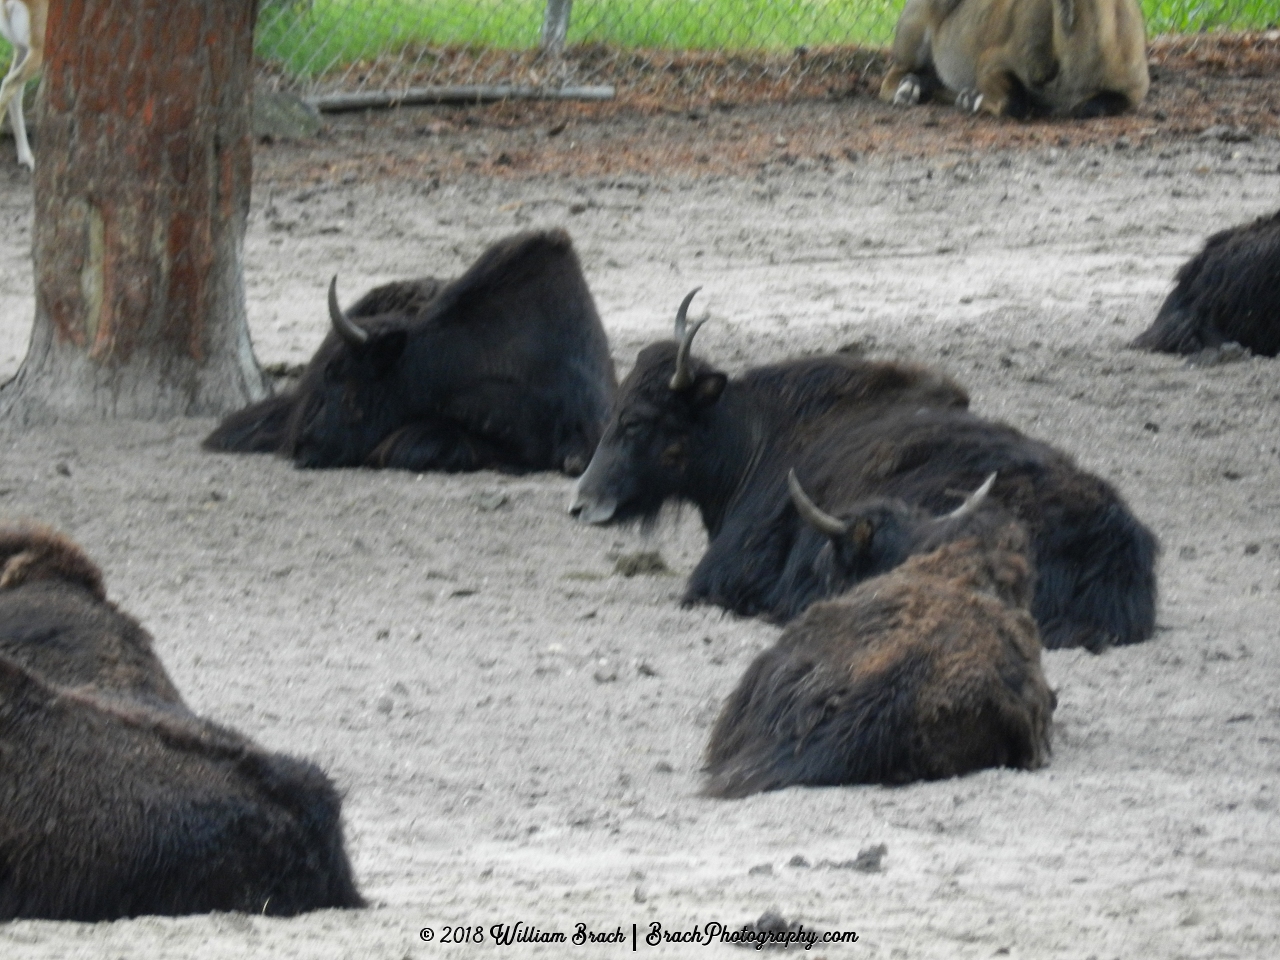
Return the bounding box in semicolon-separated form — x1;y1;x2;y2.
0;525;182;707
703;521;1055;797
0;524;364;920
1130;207;1280;357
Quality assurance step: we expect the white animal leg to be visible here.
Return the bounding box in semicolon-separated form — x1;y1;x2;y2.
5;68;32;169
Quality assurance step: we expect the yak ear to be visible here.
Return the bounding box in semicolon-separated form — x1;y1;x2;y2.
850;517;875;554
690;371;727;408
367;329;408;376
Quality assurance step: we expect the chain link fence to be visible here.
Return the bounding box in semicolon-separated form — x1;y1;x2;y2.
256;1;1279;106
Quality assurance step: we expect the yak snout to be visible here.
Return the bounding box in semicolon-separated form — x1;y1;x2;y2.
568;480;617;524
568;450;618;524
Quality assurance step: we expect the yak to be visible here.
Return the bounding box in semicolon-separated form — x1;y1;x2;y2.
205;229;617;475
0;525;364;920
1131;207;1280;358
879;0;1149;118
569;293;1158;651
702;514;1055;797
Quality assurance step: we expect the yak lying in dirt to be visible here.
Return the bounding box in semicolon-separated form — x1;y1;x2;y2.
205;229;617;475
880;0;1149;118
570;295;1158;651
703;511;1055;796
0;525;364;921
1131;207;1280;357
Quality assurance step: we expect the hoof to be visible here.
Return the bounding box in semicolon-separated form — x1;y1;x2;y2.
956;89;985;114
892;76;923;106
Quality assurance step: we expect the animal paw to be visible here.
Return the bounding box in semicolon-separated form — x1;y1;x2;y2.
892;76;923;106
955;89;984;114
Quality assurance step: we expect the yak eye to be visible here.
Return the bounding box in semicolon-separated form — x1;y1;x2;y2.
621;419;647;439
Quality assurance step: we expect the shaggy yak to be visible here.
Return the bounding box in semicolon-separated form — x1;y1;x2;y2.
703;502;1055;796
879;0;1149;118
569;293;1158;651
1131;207;1280;358
0;525;364;920
205;229;617;475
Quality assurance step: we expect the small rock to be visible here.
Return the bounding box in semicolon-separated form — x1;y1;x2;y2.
614;551;670;577
653;760;674;773
788;855;811;868
252;86;323;140
593;663;619;684
853;843;887;872
469;490;509;512
748;862;773;876
1245;543;1261;555
375;696;394;714
54;462;71;477
636;661;659;677
1179;546;1197;560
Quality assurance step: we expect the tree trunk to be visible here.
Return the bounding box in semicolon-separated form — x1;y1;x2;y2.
0;0;267;423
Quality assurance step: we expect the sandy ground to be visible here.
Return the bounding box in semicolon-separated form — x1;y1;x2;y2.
1;98;1279;958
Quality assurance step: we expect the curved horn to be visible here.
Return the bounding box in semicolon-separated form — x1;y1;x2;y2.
673;287;702;341
328;276;369;347
787;469;849;538
948;472;998;519
669;315;707;392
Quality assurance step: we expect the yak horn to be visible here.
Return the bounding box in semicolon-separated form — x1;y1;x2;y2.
673;287;702;341
787;469;849;537
329;276;369;346
669;316;707;392
948;472;998;519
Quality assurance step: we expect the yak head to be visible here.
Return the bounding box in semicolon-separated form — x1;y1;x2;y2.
789;470;1003;597
569;289;727;524
287;278;413;468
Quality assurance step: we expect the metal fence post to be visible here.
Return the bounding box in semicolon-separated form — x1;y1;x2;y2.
541;0;574;53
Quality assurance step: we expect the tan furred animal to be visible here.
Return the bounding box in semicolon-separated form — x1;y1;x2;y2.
0;0;45;169
879;0;1148;118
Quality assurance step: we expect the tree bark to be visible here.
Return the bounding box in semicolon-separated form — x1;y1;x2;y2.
1;0;267;423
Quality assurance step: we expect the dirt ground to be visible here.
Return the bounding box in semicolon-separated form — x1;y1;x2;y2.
2;43;1280;959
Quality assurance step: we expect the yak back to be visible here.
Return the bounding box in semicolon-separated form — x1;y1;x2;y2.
0;656;364;920
703;522;1053;796
391;227;612;392
1131;207;1280;357
734;353;969;435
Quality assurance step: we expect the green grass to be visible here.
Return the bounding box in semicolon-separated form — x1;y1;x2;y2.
250;1;1276;80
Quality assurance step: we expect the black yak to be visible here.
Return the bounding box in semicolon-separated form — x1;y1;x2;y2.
569;293;1158;651
0;525;364;920
205;229;617;475
1131;208;1280;357
703;514;1055;797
